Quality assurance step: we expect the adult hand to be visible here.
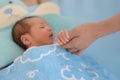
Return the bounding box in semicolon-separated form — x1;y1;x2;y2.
61;23;100;55
57;13;120;55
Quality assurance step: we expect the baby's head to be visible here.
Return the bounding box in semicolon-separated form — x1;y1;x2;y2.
12;16;54;50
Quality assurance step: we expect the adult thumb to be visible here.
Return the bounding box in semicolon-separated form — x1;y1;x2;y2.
69;29;79;40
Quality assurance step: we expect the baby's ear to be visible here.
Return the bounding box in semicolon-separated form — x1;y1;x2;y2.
21;34;31;47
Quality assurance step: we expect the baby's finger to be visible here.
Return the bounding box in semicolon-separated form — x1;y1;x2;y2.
59;32;66;44
56;34;63;45
64;30;70;40
60;30;69;43
58;31;67;44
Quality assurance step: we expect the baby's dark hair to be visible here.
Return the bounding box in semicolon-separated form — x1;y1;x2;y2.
12;16;39;50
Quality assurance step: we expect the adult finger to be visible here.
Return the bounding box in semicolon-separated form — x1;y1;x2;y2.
73;49;85;55
68;47;79;53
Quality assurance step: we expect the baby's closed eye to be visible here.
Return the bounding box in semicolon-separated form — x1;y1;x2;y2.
39;26;45;28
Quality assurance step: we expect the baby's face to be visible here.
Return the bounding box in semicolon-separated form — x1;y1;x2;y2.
27;17;54;46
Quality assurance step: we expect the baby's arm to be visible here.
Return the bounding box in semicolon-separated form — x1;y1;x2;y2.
56;30;71;45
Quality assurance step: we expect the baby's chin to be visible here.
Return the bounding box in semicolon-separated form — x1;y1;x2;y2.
36;41;54;46
46;41;54;45
49;41;54;44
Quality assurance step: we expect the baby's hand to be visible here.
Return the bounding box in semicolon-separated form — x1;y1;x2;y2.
56;30;70;45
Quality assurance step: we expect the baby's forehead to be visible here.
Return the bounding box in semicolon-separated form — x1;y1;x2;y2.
26;17;47;24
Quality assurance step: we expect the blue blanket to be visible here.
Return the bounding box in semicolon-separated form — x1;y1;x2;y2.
0;44;118;80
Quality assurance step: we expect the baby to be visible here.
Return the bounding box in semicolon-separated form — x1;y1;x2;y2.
12;16;70;50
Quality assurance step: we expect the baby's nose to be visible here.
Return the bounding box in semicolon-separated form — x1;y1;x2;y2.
46;27;52;31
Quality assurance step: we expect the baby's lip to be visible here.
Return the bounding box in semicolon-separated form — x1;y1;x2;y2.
49;32;54;38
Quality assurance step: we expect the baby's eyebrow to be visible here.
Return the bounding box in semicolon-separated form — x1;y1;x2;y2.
38;23;44;25
40;23;48;25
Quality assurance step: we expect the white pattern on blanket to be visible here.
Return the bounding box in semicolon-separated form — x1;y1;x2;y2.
0;44;118;80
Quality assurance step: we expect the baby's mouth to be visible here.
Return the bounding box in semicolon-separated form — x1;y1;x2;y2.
49;33;54;38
